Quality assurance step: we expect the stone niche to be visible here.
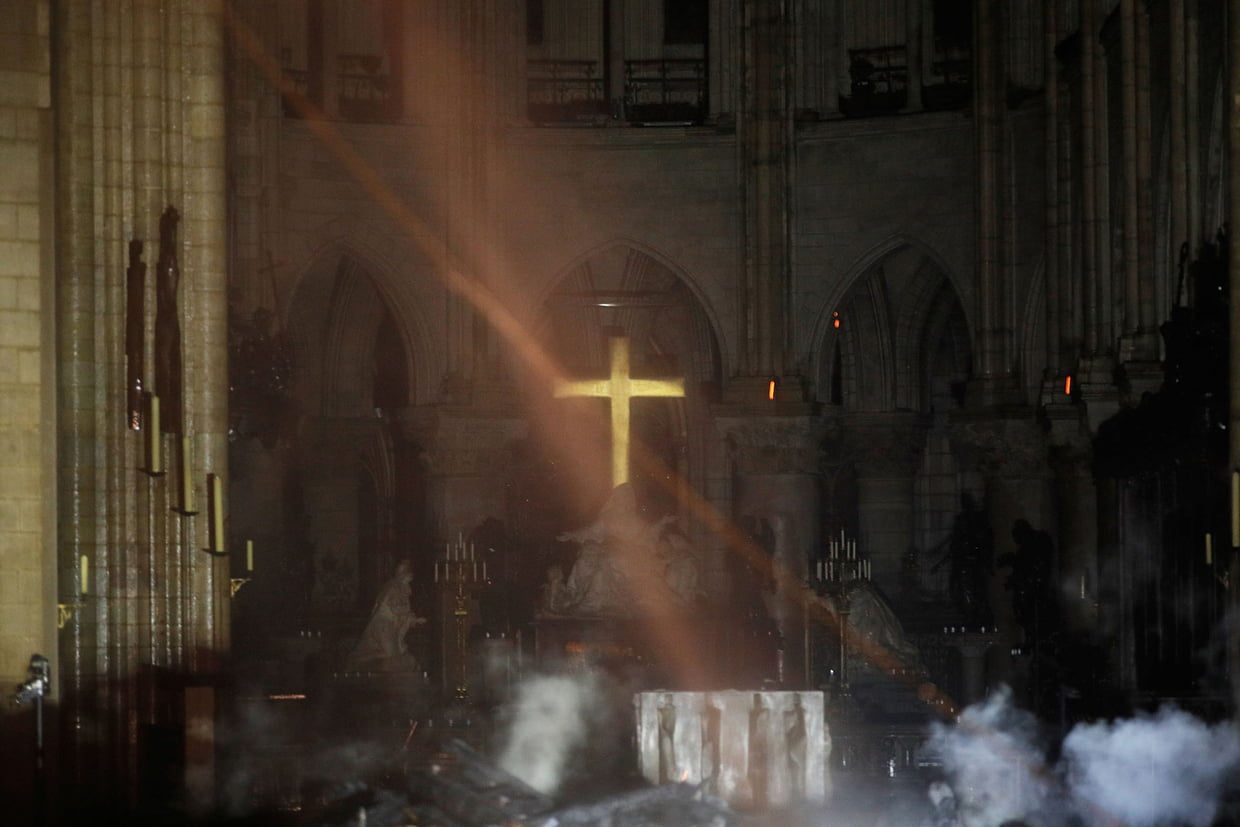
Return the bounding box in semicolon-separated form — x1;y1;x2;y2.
635;690;829;809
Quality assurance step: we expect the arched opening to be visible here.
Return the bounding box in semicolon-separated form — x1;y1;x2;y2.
230;251;427;648
509;244;723;607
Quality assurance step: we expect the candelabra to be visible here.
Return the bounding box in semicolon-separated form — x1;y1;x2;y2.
811;531;871;700
435;535;487;701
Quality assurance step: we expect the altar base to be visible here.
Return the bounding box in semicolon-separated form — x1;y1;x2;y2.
635;690;829;809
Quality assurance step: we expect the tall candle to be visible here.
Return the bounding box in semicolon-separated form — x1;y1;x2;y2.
180;436;194;513
211;475;225;552
246;539;254;572
148;395;162;473
483;560;487;581
80;554;89;596
1206;533;1214;566
434;562;439;583
1080;573;1086;599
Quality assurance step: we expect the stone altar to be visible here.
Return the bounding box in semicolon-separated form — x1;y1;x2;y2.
635;690;829;809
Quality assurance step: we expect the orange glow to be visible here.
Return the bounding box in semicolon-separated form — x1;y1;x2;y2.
767;377;777;400
1064;375;1072;395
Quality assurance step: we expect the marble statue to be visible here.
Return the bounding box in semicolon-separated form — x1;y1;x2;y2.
346;560;426;671
815;580;925;677
542;483;679;617
658;529;706;606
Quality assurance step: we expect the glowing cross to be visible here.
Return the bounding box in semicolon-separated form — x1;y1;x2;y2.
554;336;685;487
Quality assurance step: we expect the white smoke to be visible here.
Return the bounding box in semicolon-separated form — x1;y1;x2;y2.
929;686;1056;827
497;672;598;796
928;688;1240;827
1063;706;1240;827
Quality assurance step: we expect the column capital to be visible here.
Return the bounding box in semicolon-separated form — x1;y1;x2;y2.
831;411;930;477
714;410;825;475
401;405;528;477
948;410;1049;479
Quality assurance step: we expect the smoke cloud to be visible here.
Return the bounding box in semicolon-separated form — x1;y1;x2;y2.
929;686;1057;827
496;672;599;796
927;687;1240;827
1063;706;1240;827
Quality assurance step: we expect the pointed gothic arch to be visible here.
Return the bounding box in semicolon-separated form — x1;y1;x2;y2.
814;237;970;413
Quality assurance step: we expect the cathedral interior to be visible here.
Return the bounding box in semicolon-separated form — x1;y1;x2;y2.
3;0;1240;824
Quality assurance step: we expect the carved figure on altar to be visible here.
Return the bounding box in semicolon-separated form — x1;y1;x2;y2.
543;484;674;618
346;560;426;671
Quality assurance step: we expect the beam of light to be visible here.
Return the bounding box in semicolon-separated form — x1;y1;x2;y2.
221;3;948;706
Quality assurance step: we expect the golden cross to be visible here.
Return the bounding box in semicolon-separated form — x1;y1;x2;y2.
554;336;685;487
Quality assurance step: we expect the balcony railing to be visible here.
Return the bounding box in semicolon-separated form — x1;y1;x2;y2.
624;58;706;124
338;53;396;122
841;46;908;116
527;59;607;124
925;41;972;111
281;67;310;118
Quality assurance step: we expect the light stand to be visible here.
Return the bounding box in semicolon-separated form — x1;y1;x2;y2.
12;653;50;823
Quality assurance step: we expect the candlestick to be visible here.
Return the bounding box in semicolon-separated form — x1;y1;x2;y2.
1206;533;1214;566
473;561;478;580
1080;573;1086;599
434;562;439;583
178;436;196;514
80;554;89;596
246;539;254;572
210;474;225;552
483;560;487;580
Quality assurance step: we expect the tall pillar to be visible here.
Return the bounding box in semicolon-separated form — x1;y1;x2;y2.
846;413;928;591
950;414;1052;686
53;1;230;806
969;0;1014;402
415;406;527;546
1226;0;1240;698
735;0;794;383
904;0;923;111
716;411;823;685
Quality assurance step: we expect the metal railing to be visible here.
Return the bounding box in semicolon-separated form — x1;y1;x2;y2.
624;58;706;124
527;59;607;123
280;67;310;118
338;53;396;122
842;45;908;116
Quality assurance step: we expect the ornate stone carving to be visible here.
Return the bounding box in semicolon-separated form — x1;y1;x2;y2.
826;412;929;477
407;407;528;477
948;413;1049;478
716;415;826;475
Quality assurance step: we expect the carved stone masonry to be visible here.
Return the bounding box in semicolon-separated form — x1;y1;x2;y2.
716;414;826;476
948;413;1049;479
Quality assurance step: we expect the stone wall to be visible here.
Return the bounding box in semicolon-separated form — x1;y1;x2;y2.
0;0;52;695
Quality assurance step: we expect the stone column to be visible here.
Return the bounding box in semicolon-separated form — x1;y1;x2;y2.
1227;0;1240;694
950;414;1053;686
737;0;794;379
904;0;922;111
951;633;994;705
716;409;823;685
843;413;928;591
607;0;626;118
1041;0;1060;393
52;1;230;805
413;406;528;544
